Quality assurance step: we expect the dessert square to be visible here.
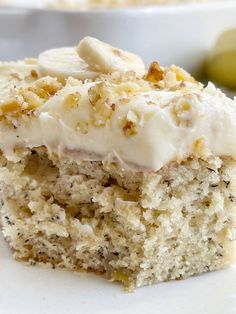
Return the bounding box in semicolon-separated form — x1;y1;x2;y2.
0;37;235;290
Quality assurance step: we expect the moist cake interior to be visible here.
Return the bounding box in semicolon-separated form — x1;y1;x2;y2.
1;147;235;290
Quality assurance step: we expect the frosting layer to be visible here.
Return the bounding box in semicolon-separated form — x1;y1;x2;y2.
1;72;236;171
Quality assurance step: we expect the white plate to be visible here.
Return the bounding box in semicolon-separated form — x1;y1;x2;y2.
0;1;236;73
0;232;236;314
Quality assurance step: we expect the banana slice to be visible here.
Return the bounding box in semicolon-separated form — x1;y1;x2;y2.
205;28;236;89
77;36;145;76
38;47;99;81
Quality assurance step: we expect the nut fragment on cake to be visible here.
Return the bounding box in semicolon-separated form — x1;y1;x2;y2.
0;37;236;291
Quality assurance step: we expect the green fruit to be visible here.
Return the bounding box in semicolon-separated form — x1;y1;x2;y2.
205;29;236;89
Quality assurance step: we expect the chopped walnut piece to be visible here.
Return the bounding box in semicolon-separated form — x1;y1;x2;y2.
22;90;43;110
0;76;63;124
64;92;81;109
169;65;196;83
172;100;192;127
30;69;39;79
144;61;200;92
122;110;141;137
88;82;114;127
145;61;164;84
92;101;113;127
28;77;62;100
98;71;151;94
159;65;199;91
0;96;24;116
88;83;104;106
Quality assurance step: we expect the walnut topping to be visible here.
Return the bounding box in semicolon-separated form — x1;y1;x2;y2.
0;76;63;125
159;65;201;92
64;92;81;109
0;90;42;121
169;65;196;83
0;97;23;115
98;71;151;93
88;82;114;127
30;69;39;79
88;73;152;127
28;77;62;100
171;100;192;127
21;90;43;110
143;60;201;94
92;102;113;127
145;61;164;84
122;110;141;137
88;83;104;105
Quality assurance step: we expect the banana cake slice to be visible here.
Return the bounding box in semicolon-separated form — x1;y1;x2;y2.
0;37;235;290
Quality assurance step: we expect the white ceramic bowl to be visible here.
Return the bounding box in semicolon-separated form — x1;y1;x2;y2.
0;1;236;73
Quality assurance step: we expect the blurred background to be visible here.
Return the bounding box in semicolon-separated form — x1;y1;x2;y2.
0;0;236;91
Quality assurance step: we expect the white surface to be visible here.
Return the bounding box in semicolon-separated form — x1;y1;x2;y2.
0;1;236;73
0;233;236;314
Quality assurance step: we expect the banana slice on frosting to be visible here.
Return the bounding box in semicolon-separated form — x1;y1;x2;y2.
38;47;99;81
38;38;146;80
77;36;145;76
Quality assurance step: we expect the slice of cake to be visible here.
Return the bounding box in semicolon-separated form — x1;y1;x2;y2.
0;37;235;290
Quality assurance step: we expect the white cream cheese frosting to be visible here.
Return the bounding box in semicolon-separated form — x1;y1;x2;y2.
1;77;236;171
1;40;236;171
